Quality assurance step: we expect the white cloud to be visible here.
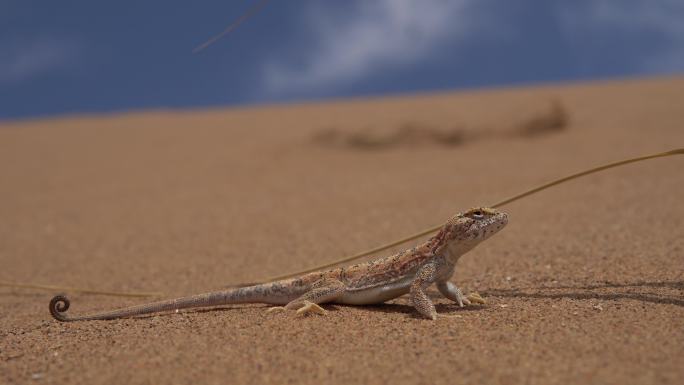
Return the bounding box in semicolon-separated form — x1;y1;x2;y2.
261;0;477;96
259;0;684;98
558;0;684;72
0;36;82;84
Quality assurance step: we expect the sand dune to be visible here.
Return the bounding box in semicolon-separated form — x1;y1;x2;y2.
1;76;683;385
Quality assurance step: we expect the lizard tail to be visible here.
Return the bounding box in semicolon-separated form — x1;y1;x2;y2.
49;286;270;322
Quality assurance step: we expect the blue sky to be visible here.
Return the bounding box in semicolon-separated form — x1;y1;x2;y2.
1;0;683;120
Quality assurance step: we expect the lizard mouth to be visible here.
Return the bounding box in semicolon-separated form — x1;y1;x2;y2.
499;212;509;226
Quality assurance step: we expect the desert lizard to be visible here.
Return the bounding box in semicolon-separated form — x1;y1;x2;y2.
49;207;507;321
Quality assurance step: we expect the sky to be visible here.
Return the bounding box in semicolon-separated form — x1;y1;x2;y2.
1;0;683;120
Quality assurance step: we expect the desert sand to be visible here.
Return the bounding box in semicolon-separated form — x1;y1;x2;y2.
1;76;683;385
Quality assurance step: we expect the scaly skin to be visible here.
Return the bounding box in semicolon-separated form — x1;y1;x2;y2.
49;207;508;321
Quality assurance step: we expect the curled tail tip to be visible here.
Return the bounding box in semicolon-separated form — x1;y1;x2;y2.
49;294;71;322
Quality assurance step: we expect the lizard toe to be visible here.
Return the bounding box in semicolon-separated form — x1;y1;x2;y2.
466;292;486;305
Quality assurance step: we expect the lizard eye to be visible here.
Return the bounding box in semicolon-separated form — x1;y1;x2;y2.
471;210;484;219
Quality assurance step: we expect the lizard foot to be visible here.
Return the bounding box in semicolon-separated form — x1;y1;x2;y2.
456;293;471;307
267;306;286;313
466;292;486;305
296;301;327;316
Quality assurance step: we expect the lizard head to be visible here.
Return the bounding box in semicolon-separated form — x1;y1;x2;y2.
438;207;508;260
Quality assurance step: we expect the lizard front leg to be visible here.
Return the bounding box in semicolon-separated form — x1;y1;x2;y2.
269;278;346;316
437;281;486;306
410;262;439;320
437;281;470;307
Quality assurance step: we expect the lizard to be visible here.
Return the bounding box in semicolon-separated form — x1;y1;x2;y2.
49;207;507;321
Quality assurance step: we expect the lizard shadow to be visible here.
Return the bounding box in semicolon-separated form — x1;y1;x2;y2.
160;302;474;319
531;280;684;291
362;301;487;318
482;279;684;307
132;303;348;320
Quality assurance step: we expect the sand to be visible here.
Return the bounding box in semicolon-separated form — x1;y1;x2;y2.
1;76;683;385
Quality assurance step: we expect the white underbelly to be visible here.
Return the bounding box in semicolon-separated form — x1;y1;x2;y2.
336;276;413;305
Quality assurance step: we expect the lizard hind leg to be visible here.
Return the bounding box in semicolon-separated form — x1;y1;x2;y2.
269;279;347;316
